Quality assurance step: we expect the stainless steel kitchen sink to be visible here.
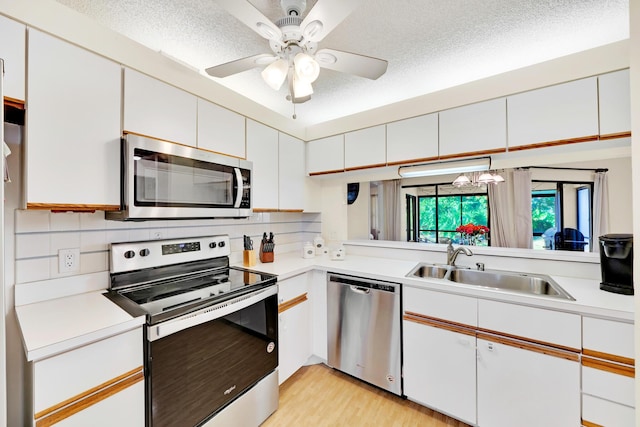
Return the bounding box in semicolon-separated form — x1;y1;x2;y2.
407;263;575;300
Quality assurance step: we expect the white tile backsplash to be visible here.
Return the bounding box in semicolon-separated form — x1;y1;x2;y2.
14;210;322;285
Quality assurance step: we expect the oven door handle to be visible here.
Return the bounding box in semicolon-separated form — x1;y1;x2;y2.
148;285;277;341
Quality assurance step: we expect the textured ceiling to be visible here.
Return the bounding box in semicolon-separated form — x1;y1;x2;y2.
54;0;629;127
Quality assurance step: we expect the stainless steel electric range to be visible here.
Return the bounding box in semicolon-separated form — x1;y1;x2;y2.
106;235;278;427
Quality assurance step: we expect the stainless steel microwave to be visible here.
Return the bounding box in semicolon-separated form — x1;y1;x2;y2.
106;134;252;220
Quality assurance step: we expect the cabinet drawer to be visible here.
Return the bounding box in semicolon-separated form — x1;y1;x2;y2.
582;394;634;427
404;287;477;327
583;317;634;362
582;365;634;407
478;300;580;349
34;328;143;414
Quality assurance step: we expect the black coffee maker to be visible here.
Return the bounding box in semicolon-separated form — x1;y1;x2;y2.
598;234;633;295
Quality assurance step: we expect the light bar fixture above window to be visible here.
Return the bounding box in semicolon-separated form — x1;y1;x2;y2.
398;157;491;178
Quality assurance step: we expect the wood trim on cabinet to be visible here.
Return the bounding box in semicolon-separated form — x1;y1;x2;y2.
252;208;279;213
476;326;581;354
581;419;604;427
599;131;631;141
278;293;308;314
403;312;475;337
507;135;599;152
438;147;507;160
582;356;635;378
476;332;580;362
309;169;345;176
278;209;304;213
344;162;388;172
4;96;25;109
583;348;634;367
123;130;247;159
27;203;121;212
35;366;143;426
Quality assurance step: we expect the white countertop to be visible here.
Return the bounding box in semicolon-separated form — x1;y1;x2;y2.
15;251;634;363
237;252;635;322
15;291;145;362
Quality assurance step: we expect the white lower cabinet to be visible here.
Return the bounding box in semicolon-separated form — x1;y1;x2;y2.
278;273;312;385
32;328;144;426
403;319;476;425
476;336;580;427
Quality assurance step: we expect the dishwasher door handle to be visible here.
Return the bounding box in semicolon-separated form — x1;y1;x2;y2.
349;285;371;294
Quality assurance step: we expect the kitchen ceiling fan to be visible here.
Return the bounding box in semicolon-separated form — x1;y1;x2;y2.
206;0;388;104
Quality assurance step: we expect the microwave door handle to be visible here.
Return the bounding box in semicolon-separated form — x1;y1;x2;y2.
233;168;243;208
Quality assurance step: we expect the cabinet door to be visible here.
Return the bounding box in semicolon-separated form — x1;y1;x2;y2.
123;67;197;146
507;77;599;148
477;337;580;427
197;98;245;158
598;69;631;137
278;274;311;384
246;119;279;210
439;98;507;157
307;135;344;174
386;114;438;164
34;328;143;425
278;133;305;210
344;125;386;170
309;270;327;360
403;319;476;425
0;15;26;101
27;29;121;208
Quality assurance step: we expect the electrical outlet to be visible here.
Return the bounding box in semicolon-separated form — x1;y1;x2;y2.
59;248;80;273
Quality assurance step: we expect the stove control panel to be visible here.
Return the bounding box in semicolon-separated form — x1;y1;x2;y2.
110;235;231;273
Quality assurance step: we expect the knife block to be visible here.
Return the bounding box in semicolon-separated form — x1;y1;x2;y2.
243;250;256;267
259;242;274;263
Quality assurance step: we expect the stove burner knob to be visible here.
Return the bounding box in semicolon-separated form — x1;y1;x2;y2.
218;241;226;248
139;248;150;257
209;242;217;249
124;250;135;259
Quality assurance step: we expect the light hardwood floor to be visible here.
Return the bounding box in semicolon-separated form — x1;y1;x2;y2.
262;364;471;427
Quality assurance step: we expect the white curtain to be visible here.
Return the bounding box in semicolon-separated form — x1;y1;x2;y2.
592;171;609;252
489;169;533;248
382;180;402;241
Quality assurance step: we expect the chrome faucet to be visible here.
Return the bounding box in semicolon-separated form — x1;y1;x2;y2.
446;241;473;266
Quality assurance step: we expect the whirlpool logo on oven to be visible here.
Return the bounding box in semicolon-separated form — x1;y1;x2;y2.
224;385;237;395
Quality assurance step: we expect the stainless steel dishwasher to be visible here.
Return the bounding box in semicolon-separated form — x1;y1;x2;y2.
327;272;401;395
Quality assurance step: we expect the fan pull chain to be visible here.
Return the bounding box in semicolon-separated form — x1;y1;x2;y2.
292;102;297;119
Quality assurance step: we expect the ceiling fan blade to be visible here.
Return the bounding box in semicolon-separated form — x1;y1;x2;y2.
315;48;388;80
215;0;282;42
205;54;277;78
300;0;364;42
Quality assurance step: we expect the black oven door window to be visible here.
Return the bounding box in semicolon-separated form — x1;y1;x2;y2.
148;294;278;427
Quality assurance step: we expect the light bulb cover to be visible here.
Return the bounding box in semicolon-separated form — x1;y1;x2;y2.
452;175;471;187
261;58;288;90
292;75;313;98
294;53;320;83
477;172;495;183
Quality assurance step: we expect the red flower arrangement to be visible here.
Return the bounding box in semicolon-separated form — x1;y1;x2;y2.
456;223;489;244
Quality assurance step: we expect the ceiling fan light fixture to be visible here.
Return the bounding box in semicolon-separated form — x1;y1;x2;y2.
292;75;314;98
261;58;289;90
294;52;320;83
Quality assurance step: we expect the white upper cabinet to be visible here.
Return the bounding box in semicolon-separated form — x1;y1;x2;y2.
307;135;344;175
440;98;507;157
123;67;197;146
386;114;438;164
246;119;278;210
26;29;121;208
507;77;599;148
278;133;305;211
196;98;246;158
598;69;631;137
0;15;26;101
344;125;386;169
